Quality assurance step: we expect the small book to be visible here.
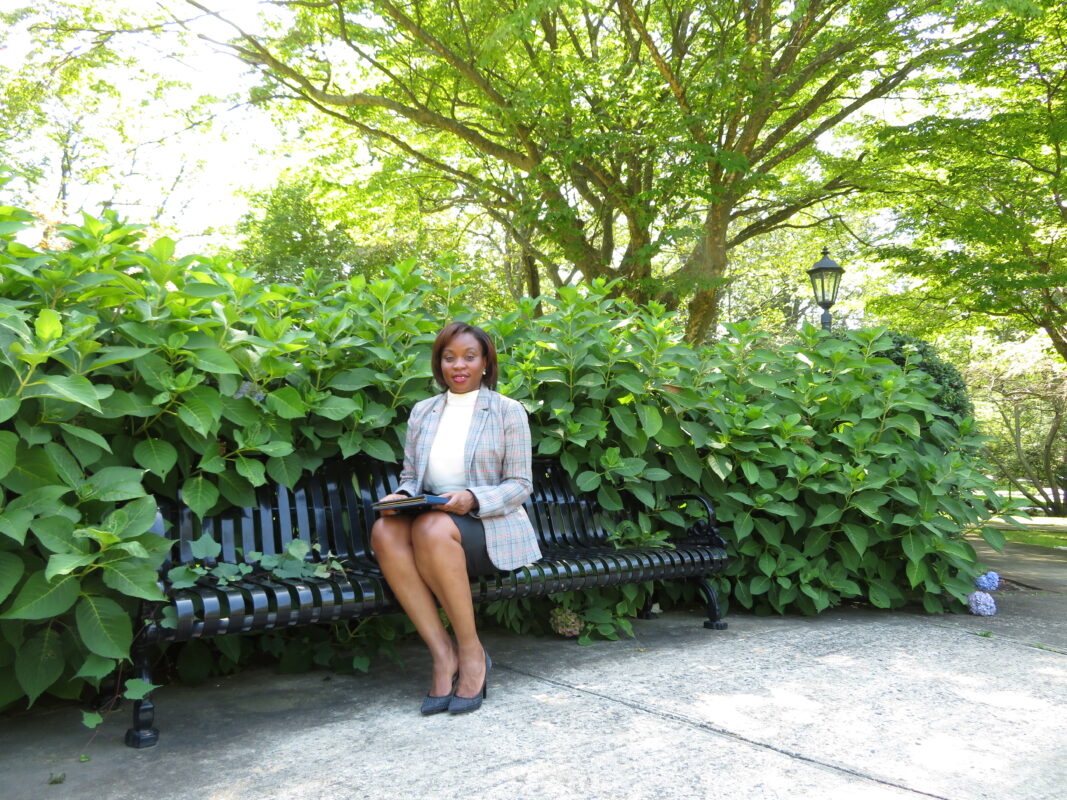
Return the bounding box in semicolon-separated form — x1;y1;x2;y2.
371;494;449;513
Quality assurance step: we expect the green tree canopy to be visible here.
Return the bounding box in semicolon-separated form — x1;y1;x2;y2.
185;0;1003;342
865;1;1067;364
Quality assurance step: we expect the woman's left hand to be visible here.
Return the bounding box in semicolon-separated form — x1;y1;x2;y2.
440;489;477;515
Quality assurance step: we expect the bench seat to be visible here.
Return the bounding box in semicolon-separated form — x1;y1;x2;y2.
125;456;729;747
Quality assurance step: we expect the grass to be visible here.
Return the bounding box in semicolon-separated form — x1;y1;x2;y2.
1000;528;1067;549
985;514;1067;548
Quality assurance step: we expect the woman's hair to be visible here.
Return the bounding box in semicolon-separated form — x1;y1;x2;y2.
430;322;499;390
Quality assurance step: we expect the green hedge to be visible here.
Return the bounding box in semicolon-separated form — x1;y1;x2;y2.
0;203;1006;711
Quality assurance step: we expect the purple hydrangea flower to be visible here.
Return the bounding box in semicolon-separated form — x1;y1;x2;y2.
549;607;582;638
967;591;997;616
975;571;1001;592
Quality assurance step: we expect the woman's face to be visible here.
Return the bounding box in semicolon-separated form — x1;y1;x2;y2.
440;331;486;393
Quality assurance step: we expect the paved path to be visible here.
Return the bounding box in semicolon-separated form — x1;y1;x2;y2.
2;545;1065;800
969;535;1067;593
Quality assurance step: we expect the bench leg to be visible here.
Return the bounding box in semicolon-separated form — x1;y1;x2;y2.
695;578;728;630
124;640;159;748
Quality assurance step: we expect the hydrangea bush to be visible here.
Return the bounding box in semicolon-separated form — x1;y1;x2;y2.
0;201;1010;711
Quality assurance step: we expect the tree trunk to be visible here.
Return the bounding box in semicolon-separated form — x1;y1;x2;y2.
1044;323;1067;367
524;251;543;315
681;208;730;344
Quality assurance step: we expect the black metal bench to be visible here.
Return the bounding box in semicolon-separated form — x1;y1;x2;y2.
124;456;729;747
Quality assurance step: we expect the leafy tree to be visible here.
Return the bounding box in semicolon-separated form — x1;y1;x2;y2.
865;1;1067;364
963;333;1066;515
0;1;234;238
234;176;365;284
183;0;1002;342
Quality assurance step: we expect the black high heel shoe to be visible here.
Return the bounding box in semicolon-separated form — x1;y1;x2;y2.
448;650;491;714
420;673;457;716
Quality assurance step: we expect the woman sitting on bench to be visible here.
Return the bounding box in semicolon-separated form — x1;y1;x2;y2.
371;322;541;714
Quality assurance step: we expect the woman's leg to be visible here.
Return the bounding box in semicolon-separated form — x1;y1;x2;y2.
410;512;486;699
370;515;457;696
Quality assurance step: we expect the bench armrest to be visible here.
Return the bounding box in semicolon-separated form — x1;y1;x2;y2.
667;493;727;548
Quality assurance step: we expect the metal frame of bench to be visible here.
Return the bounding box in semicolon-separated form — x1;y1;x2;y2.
124;457;729;747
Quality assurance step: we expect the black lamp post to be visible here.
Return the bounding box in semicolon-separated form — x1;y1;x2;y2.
806;248;844;331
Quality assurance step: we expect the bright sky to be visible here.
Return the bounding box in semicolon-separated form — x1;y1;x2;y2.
2;0;316;251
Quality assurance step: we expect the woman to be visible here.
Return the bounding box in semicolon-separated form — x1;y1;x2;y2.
371;322;541;714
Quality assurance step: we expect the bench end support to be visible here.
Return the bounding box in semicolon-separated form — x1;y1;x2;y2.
125;638;159;748
695;577;728;630
125;724;159;749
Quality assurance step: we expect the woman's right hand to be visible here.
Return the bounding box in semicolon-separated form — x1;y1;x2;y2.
376;493;408;516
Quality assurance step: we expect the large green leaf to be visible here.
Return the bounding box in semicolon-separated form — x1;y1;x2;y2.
189;534;222;560
134;439;178;480
30;514;81;554
84;466;147;502
74;653;117;682
75;595;133;659
609;406;637;437
314;394;360;421
44;553;96;582
182;476;219;519
85;346;153;372
0;572;80;620
0;509;33;545
15;627;64;706
177;386;222;437
236;456;267;486
1;445;60;494
44;442;83;489
38;374;102;412
29;309;63;345
707;454;732;481
102;559;165;601
327;367;376;391
113;496;159;539
671;448;703;483
123;677;159;700
842;523;870;557
0;431;17;480
189;346;241;375
901;533;927;563
576;470;601;492
217;470;256;508
636;404;663;437
885;414;920;439
597;485;623;511
0;552;25;604
0;397;19;423
360;438;395;462
851;491;889;520
267;454;304;489
57;423;113;454
740;460;761;484
811;505;842;527
267;386;307;419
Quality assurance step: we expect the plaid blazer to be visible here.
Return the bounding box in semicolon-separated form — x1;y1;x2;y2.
395;389;542;570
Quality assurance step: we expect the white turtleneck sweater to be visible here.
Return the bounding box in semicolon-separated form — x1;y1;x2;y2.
424;389;479;494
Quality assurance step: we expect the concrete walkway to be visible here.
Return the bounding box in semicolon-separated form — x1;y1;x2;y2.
2;545;1065;800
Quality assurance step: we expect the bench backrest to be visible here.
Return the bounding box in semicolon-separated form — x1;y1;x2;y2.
155;457;609;569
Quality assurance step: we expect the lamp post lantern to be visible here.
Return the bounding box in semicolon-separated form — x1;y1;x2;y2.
806;248;844;331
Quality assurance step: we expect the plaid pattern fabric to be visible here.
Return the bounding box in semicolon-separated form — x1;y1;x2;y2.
396;390;541;570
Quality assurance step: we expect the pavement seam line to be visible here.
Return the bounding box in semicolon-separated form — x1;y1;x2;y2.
923;620;1067;655
500;663;956;800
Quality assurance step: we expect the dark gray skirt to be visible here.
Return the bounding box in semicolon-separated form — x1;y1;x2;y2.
445;512;503;578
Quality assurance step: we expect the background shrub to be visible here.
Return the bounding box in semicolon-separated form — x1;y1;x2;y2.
882;331;974;419
0;204;1008;711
